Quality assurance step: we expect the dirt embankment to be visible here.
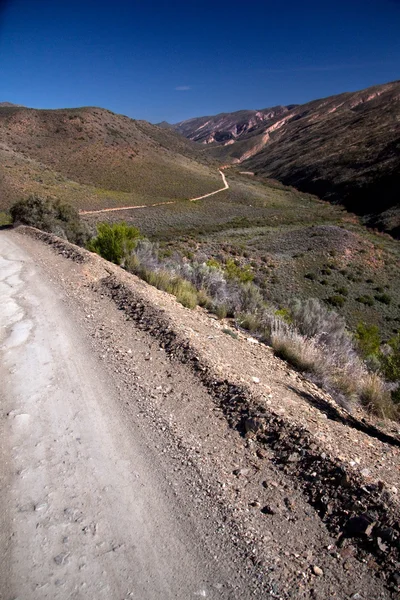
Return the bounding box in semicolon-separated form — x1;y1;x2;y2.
6;226;400;598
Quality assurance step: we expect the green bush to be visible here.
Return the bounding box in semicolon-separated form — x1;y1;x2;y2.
10;194;90;245
224;259;254;283
275;308;292;323
326;295;346;308
355;323;381;358
355;295;374;306
335;286;349;296
87;222;141;264
375;293;392;305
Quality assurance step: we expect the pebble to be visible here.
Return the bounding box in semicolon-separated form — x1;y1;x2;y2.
252;377;260;384
54;552;69;566
312;566;323;576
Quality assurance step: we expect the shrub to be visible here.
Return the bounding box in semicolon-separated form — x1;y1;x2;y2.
87;222;141;265
375;293;392;305
326;295;346;308
237;282;264;313
359;373;397;419
237;312;261;332
10;194;90;245
289;298;347;347
335;286;349;296
355;295;374;306
213;303;229;319
196;289;211;307
355;323;381;359
275;308;292;323
270;326;322;373
225;259;254;283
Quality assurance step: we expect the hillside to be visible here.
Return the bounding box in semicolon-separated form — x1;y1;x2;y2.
0;105;219;211
173;81;400;237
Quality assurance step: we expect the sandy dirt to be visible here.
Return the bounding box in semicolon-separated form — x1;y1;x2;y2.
1;228;399;599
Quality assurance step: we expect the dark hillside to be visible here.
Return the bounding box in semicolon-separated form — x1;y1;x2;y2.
174;81;400;236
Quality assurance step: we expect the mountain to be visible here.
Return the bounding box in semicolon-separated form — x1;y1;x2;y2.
0;102;25;107
173;81;400;237
0;105;219;211
173;105;297;144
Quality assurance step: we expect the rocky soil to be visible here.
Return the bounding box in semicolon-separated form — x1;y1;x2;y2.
4;226;400;599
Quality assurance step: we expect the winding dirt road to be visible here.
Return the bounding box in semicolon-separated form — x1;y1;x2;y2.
79;170;229;216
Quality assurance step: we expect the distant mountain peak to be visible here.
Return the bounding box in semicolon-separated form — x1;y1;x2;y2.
0;102;25;107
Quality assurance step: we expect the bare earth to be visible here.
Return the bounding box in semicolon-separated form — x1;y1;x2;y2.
1;228;400;599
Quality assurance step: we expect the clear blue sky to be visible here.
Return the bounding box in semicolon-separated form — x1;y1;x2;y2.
0;0;399;123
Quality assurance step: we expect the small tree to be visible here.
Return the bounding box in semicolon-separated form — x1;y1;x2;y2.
87;222;141;265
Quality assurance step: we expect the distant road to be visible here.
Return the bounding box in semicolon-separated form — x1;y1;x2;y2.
80;169;229;216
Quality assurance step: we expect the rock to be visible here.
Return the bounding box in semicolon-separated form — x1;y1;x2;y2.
250;500;261;508
262;480;278;489
233;468;250;477
284;497;295;511
54;552;69;566
376;526;397;543
261;504;276;515
286;452;300;463
376;537;388;552
343;513;376;538
391;572;400;588
252;377;260;384
244;417;262;434
312;566;323;576
339;546;355;560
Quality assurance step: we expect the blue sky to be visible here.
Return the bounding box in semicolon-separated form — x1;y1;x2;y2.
0;0;399;123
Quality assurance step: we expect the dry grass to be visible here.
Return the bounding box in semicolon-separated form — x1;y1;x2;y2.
359;373;398;420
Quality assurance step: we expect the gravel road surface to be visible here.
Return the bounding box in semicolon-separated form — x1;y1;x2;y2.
0;232;250;599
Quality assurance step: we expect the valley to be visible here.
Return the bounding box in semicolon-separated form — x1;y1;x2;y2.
173;80;400;238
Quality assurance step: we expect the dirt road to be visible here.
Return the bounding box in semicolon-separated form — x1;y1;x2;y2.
80;169;229;215
1;229;398;600
0;232;253;599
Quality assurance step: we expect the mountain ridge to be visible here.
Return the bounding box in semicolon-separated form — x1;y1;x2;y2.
172;80;400;237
